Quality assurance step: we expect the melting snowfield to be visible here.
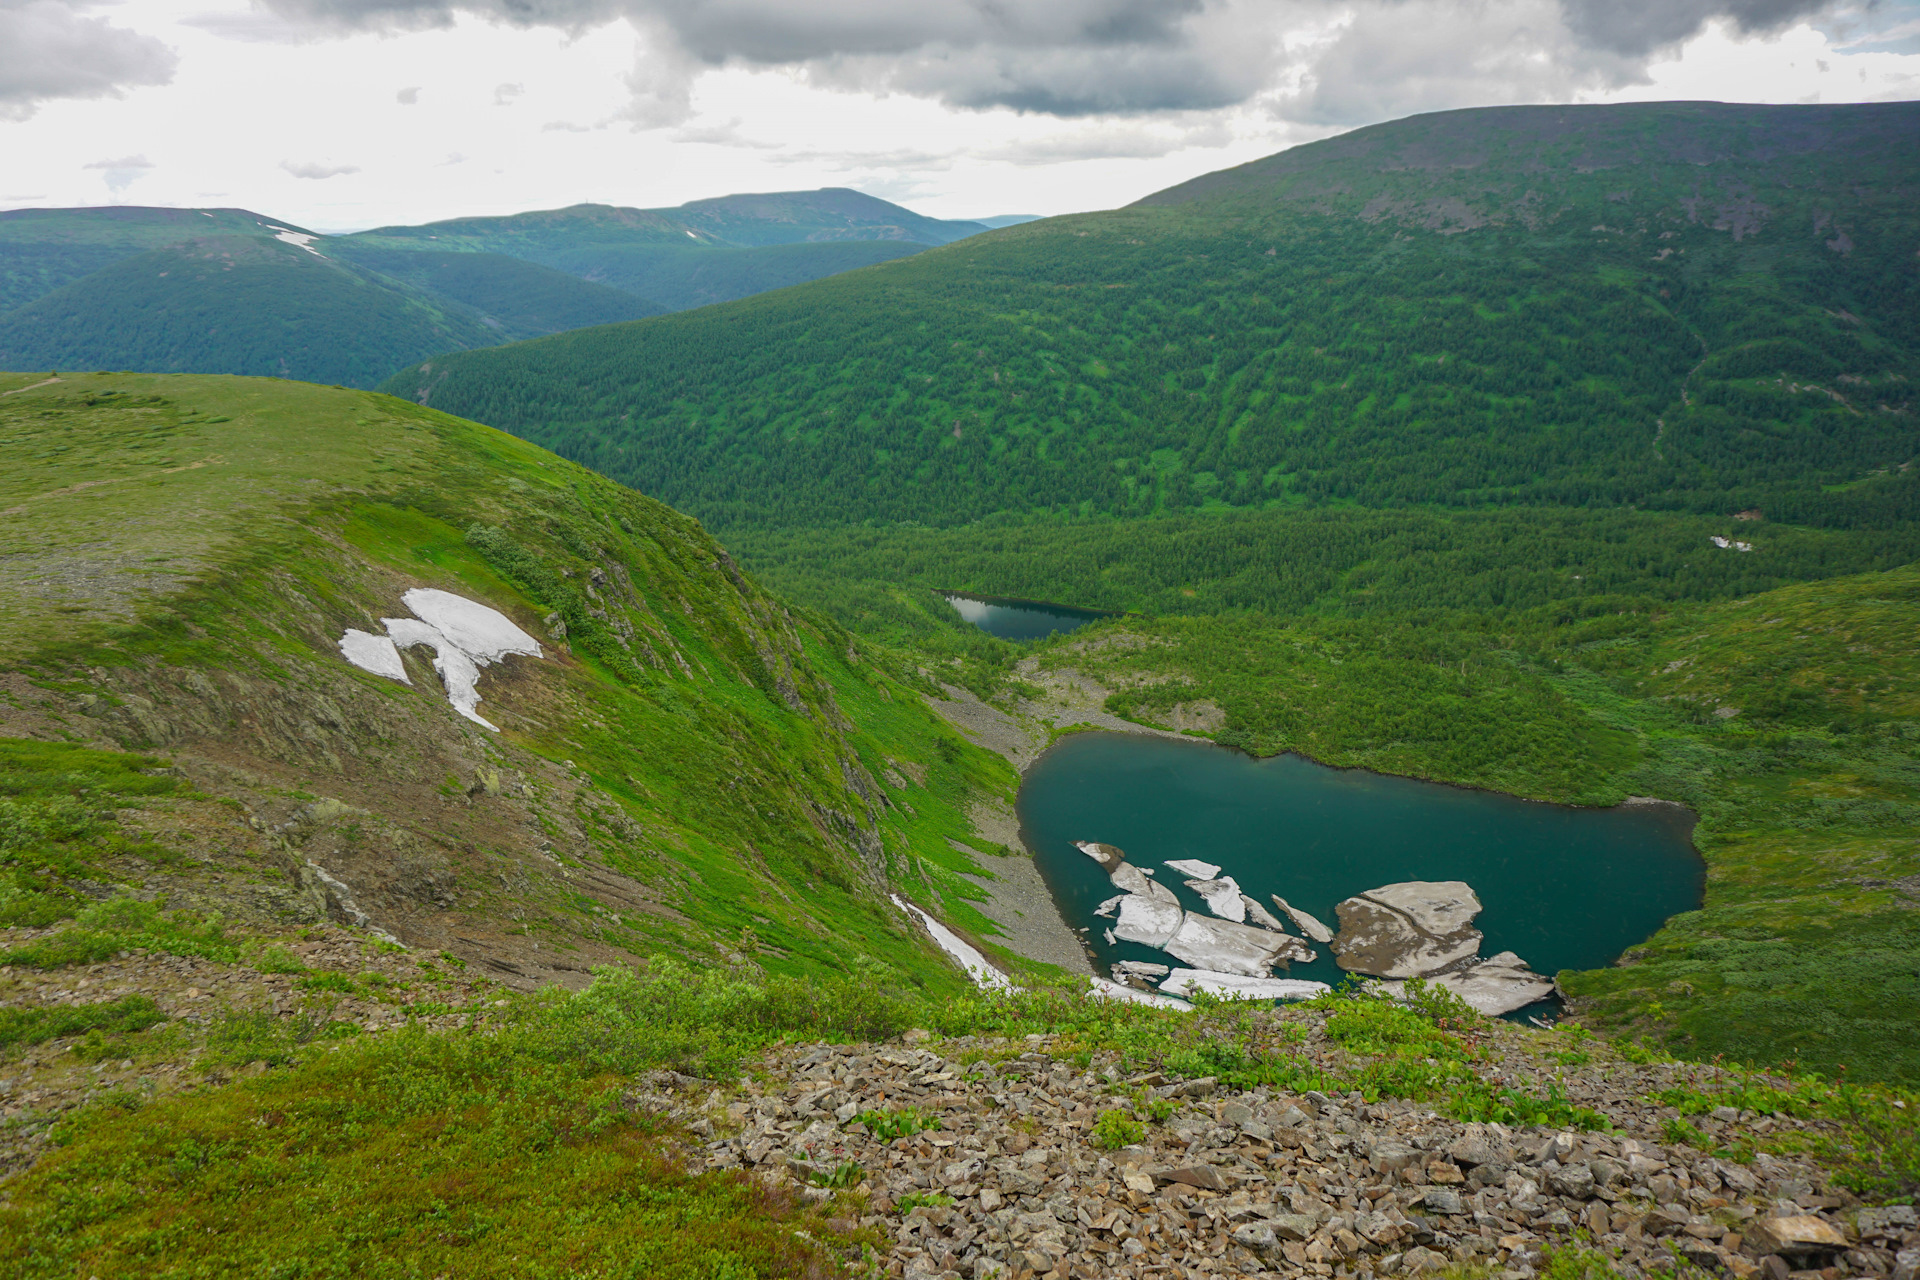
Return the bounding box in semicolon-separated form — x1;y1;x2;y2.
891;895;1014;991
337;589;542;730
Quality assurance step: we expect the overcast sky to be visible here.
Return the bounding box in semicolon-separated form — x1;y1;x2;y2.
3;0;1918;231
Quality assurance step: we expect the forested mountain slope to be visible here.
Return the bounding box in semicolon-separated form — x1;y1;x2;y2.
340;188;982;311
0;370;1015;996
386;100;1920;532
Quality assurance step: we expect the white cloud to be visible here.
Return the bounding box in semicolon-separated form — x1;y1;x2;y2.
396;85;420;103
0;0;177;121
282;159;362;178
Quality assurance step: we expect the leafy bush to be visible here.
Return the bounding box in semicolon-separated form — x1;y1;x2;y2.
1091;1108;1146;1150
0;995;164;1050
249;944;306;975
853;1107;942;1141
0;896;236;968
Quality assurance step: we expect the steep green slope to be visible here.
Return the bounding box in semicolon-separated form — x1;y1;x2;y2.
529;239;926;312
384;100;1920;531
0;370;1026;996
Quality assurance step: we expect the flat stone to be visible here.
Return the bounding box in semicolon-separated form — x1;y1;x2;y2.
1746;1216;1847;1259
1154;1163;1229;1191
1232;1222;1280;1255
1268;1214;1320;1241
1423;1189;1466;1216
1331;881;1485;979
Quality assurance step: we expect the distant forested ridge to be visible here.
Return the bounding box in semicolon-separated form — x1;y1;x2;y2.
0;190;995;387
383;100;1920;532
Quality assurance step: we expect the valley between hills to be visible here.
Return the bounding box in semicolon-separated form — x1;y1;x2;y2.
0;98;1916;1280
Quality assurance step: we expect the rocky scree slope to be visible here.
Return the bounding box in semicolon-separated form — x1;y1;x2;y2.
0;371;1026;999
659;1006;1911;1280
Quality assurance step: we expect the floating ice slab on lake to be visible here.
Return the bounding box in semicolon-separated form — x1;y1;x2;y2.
1184;876;1246;922
1163;914;1297;978
1429;951;1555;1016
1164;858;1221;879
1158;969;1330;1002
1331;880;1484;979
1111;894;1185;948
1241;895;1289;933
1272;895;1334;943
402;588;542;664
1112;960;1170;979
892;894;1012;991
1111;863;1179;905
338;629;409;683
1074;840;1126;871
1093;894;1125;918
1089;976;1192;1011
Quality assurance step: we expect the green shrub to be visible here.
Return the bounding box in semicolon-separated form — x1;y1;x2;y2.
895;1192;953;1213
0;995;164;1051
1091;1108;1146;1150
250;944;305;975
853;1107;941;1140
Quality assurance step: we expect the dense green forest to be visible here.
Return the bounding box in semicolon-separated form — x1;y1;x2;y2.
387;101;1920;532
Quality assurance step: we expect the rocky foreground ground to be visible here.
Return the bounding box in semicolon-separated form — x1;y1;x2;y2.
3;934;1913;1280
674;1014;1912;1280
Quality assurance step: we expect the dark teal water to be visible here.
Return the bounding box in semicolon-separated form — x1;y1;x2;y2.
1016;733;1703;1013
943;591;1114;641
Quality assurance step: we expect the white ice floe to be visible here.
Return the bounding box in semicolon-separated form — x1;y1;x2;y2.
1164;858;1221;879
891;894;1013;991
1272;895;1335;943
1089;976;1193;1010
1241;895;1289;933
338;588;545;731
402;588;542;663
1184;876;1246;922
1158;969;1330;1002
1111;863;1179;904
338;629;409;683
1112;960;1170;980
1093;894;1125;918
1162;914;1299;977
1111;894;1185;948
1074;840;1126;871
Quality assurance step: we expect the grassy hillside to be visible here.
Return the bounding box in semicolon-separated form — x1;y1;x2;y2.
0;370;1033;996
384;100;1920;532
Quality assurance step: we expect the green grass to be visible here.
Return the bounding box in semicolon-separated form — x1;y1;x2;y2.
2;965;899;1278
0;995;165;1051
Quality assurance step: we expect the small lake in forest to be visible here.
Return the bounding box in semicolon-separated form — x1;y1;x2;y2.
1016;733;1704;1018
942;591;1117;641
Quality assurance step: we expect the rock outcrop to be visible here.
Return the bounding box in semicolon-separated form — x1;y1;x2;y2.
1332;881;1485;979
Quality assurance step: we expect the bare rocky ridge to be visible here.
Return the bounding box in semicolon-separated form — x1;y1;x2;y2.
670;1016;1912;1280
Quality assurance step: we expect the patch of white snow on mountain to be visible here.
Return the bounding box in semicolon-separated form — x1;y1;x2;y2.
338;629;409;682
891;895;1012;991
402;588;542;663
385;617;494;730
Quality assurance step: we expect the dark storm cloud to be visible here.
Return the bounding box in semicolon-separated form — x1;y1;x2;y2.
253;0;1849;120
1559;0;1833;55
0;0;178;121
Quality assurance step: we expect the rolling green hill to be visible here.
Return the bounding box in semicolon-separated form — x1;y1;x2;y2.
384;100;1920;532
0;206;288;313
0;369;1021;992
